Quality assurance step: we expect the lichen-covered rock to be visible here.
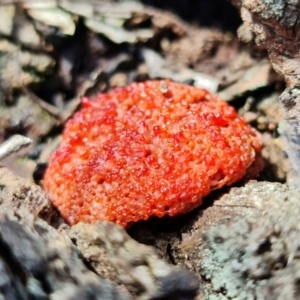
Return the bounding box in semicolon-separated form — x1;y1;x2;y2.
158;181;300;299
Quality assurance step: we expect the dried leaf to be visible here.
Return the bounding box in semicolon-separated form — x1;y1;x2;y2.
85;18;153;44
218;62;272;101
27;7;76;35
0;4;15;36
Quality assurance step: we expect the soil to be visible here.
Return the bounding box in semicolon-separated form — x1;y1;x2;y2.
0;0;299;299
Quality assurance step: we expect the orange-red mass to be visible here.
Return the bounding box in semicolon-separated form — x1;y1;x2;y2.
44;80;263;227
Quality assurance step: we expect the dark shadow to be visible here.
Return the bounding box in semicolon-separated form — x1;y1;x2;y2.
128;186;229;246
140;0;242;32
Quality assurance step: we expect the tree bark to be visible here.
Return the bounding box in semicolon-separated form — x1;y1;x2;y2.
231;0;300;176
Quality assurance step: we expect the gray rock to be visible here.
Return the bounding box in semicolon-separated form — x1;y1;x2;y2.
0;165;55;223
0;213;129;300
69;221;199;300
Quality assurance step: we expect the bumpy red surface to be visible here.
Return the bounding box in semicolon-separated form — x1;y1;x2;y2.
44;80;262;227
